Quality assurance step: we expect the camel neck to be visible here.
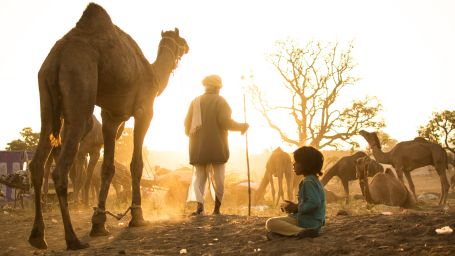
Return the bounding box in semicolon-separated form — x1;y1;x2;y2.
371;146;393;165
151;51;176;96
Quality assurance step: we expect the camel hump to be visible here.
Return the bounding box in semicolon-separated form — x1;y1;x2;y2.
76;3;113;32
413;137;428;143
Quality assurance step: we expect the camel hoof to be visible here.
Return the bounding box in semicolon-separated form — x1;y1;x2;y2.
28;234;48;249
129;218;150;227
66;239;89;250
90;223;110;237
128;207;149;227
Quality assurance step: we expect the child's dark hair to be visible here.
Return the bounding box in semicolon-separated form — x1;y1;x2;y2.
293;146;324;176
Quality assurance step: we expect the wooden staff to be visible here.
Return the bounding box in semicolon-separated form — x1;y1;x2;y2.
243;95;251;216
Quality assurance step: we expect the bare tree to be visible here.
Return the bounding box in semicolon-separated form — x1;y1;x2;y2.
247;39;384;149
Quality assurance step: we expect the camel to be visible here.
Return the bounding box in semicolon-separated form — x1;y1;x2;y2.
321;151;384;203
74;115;104;206
28;3;189;250
359;130;449;205
254;147;293;206
356;156;415;208
77;115;124;207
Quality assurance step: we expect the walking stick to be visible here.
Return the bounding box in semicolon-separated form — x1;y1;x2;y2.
243;95;252;216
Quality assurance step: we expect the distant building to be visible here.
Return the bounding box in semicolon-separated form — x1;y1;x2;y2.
0;150;33;201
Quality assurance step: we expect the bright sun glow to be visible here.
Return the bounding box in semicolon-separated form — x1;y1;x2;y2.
1;0;454;161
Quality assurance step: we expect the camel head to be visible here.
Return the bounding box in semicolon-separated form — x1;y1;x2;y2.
359;130;381;149
356;155;379;179
159;28;189;68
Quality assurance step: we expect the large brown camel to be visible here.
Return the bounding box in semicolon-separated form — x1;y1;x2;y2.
254;147;293;206
320;151;384;203
359;130;449;205
356;156;415;208
28;3;189;250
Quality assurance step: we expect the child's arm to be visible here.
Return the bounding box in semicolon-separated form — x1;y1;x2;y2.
281;200;298;213
298;180;321;214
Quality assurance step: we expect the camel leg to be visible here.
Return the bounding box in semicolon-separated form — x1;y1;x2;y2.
72;153;86;205
28;125;53;249
52;121;89;250
90;112;122;236
42;151;55;207
83;151;100;207
395;168;406;188
110;182;121;205
341;178;350;204
292;174;302;199
403;171;417;201
129;116;153;227
92;177;100;202
269;175;276;206
276;174;285;207
436;165;450;205
284;169;293;201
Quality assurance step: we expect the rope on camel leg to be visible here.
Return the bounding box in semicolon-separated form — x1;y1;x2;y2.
93;206;132;221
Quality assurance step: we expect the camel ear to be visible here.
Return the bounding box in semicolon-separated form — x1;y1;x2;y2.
161;30;164;37
175;27;179;36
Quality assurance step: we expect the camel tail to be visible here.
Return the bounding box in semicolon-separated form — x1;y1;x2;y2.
49;97;62;147
39;66;63;147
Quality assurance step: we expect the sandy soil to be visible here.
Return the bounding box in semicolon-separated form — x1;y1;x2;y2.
0;174;455;256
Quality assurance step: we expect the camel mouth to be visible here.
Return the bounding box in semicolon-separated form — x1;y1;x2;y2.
180;39;189;54
180;45;189;55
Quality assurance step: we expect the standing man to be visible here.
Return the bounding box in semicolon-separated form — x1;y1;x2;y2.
185;74;249;215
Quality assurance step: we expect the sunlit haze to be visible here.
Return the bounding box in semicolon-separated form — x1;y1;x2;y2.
1;0;454;160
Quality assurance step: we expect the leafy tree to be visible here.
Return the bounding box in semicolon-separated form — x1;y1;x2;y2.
5;127;40;151
418;110;455;156
247;39;384;150
378;131;398;152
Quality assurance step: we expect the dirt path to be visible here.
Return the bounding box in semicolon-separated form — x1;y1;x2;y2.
1;199;455;255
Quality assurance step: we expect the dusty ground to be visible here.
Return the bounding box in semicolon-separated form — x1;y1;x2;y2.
1;174;455;255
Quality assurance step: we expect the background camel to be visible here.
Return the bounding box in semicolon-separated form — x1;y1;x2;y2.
359;130;449;206
356;156;415;208
321;151;384;203
41;115;124;207
91;160;131;205
28;3;189;250
78;116;124;207
254;147;293;206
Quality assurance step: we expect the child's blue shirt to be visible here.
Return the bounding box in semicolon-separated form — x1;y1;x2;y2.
292;174;326;230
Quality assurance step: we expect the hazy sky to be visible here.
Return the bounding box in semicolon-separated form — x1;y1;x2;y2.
0;0;454;154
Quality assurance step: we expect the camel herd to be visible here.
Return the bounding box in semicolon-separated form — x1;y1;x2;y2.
257;130;452;209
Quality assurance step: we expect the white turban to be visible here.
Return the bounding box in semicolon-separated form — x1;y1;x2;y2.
202;74;222;88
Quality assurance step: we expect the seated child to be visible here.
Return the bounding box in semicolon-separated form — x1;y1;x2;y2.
265;146;326;240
